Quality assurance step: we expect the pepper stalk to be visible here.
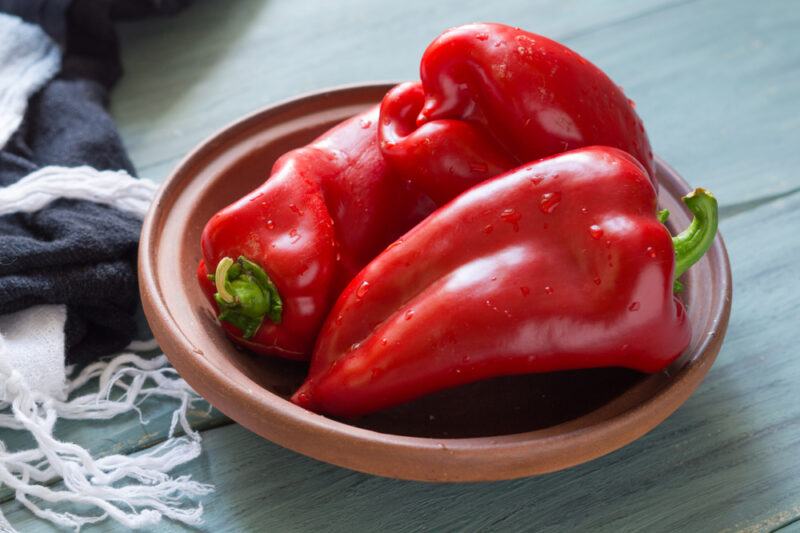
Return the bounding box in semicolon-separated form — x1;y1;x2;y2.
668;188;718;292
209;256;282;338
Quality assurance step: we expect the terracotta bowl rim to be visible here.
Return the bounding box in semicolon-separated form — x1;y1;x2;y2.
139;82;732;481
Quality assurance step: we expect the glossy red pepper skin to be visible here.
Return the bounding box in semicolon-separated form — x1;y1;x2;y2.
379;23;654;205
292;147;689;417
198;106;434;359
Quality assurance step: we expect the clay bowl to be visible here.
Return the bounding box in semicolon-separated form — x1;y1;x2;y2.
139;83;732;482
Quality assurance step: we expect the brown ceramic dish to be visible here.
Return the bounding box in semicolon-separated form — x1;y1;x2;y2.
139;83;732;482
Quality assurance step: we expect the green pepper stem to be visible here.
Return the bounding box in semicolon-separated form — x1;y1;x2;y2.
671;188;718;287
211;256;283;339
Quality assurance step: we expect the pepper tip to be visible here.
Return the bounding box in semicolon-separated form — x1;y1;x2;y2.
291;383;315;410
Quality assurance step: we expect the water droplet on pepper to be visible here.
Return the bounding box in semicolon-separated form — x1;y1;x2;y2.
500;208;521;231
539;192;561;214
356;280;370;299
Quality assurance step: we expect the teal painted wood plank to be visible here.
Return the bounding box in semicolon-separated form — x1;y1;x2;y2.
111;0;800;211
112;0;684;184
563;0;800;213
5;188;800;532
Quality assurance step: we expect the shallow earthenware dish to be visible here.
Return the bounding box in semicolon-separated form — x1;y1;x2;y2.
139;83;732;482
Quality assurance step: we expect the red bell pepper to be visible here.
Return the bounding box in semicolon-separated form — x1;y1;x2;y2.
292;147;718;417
198;106;434;359
379;23;654;204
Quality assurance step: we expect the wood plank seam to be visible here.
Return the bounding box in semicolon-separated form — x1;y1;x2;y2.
558;0;700;43
771;513;800;533
719;185;800;220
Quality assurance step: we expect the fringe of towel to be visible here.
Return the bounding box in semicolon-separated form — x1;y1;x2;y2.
0;167;213;530
0;350;213;530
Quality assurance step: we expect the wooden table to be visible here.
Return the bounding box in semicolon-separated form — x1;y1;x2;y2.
3;0;799;530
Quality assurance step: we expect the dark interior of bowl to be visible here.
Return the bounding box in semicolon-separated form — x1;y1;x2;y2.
230;348;646;438
182;89;693;439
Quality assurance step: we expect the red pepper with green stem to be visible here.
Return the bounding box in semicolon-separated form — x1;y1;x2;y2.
198;106;434;359
292;147;718;417
379;23;654;205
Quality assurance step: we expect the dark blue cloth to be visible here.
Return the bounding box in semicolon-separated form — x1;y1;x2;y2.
0;0;190;363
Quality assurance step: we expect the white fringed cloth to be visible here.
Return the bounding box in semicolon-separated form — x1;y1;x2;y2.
0;168;212;531
0;13;212;531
